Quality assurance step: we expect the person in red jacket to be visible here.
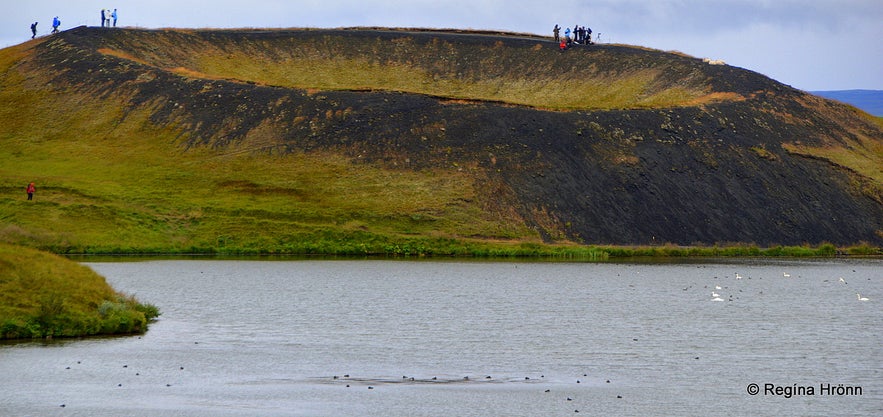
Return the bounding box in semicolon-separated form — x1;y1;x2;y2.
26;182;35;201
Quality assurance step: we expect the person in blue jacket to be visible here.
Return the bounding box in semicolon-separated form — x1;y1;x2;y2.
30;22;38;38
51;17;60;33
112;9;118;27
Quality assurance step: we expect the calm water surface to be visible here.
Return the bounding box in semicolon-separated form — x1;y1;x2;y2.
2;259;880;416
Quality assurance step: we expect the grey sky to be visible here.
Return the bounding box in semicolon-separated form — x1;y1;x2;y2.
3;0;881;90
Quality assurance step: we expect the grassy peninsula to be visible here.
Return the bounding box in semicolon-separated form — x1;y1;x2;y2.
0;243;159;340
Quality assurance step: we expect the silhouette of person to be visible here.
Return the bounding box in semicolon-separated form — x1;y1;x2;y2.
30;22;38;38
26;182;35;201
101;9;106;28
553;24;560;43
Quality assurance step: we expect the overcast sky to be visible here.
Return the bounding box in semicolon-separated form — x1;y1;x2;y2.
2;0;881;91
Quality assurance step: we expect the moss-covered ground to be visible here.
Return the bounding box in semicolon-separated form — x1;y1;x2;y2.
0;242;159;340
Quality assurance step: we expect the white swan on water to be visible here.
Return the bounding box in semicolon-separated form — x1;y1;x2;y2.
783;272;790;278
839;277;846;284
711;296;724;302
735;273;742;280
714;285;722;290
857;293;869;301
711;291;720;298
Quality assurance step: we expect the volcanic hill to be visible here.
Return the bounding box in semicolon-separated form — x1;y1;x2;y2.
1;26;881;253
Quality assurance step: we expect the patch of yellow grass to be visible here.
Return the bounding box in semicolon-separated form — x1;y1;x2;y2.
168;66;222;80
783;135;882;183
688;92;745;106
97;48;149;65
783;131;883;203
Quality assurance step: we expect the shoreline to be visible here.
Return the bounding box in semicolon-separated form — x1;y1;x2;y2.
54;242;879;260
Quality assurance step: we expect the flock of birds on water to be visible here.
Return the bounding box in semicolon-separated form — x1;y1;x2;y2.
57;355;184;409
325;373;621;413
700;269;872;303
50;264;873;412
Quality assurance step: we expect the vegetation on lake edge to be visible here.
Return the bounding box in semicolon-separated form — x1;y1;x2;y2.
9;238;881;258
0;243;160;340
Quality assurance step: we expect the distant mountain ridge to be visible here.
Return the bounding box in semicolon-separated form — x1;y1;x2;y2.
811;90;883;116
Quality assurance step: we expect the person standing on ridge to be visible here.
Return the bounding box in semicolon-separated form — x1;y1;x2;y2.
553;24;560;42
112;9;118;27
26;182;35;201
30;22;37;38
101;9;106;27
51;17;60;33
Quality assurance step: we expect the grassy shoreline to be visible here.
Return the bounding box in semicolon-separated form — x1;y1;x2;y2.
44;240;883;259
0;243;160;340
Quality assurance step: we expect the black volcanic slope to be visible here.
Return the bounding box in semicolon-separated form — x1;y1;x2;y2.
17;27;883;246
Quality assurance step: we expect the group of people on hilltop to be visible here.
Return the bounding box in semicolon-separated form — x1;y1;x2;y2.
100;8;119;28
553;24;594;51
28;16;63;38
29;8;118;39
30;17;61;38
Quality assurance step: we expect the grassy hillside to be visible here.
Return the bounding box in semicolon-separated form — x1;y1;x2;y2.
0;27;881;254
0;38;544;254
0;243;159;339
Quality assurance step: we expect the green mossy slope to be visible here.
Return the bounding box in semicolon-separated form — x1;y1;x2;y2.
0;243;159;339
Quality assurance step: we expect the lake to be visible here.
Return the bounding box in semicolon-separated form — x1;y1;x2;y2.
1;258;880;416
